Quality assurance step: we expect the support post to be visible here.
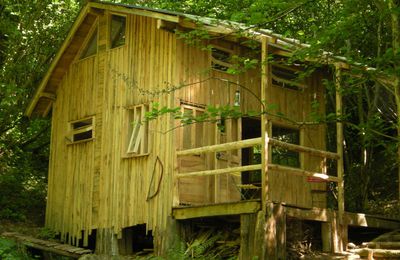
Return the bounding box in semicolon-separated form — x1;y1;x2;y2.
335;64;347;251
261;36;270;210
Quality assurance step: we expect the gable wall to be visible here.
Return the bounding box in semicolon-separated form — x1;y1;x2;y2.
46;11;177;249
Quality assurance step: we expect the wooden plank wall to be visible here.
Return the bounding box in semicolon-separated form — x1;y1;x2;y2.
46;12;177;250
98;14;176;251
46;55;98;245
174;39;261;205
267;69;326;208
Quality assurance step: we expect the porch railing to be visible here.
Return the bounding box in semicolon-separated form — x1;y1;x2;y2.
175;136;342;206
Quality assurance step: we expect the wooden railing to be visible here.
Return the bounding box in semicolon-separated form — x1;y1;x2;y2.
176;137;262;178
175;136;342;204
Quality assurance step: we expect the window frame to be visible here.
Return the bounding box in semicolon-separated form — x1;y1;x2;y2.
271;64;307;91
109;13;127;49
123;104;150;158
271;123;302;168
179;102;207;150
78;23;98;60
67;116;95;145
211;45;234;73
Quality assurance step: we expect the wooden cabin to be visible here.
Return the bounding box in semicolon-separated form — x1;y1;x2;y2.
26;1;400;258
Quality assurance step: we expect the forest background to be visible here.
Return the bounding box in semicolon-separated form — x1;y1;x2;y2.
0;0;400;231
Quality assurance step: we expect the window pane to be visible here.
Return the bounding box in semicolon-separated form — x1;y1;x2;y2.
80;28;97;59
72;118;92;129
272;126;300;168
110;15;126;48
74;130;92;141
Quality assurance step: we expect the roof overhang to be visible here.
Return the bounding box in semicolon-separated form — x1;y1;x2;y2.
26;1;393;117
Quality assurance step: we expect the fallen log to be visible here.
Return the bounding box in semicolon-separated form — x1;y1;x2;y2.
352;248;400;258
362;241;400;249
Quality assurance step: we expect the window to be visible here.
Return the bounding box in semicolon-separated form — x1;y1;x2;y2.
126;104;149;155
80;27;98;59
271;65;306;91
69;117;94;143
180;104;205;149
110;15;126;48
211;46;233;72
272;125;300;168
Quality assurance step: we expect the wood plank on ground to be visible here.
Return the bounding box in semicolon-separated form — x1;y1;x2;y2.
1;232;92;258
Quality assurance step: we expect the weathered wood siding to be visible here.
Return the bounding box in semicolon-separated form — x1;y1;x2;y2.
267;69;327;208
45;7;327;252
46;12;176;250
46;55;98;245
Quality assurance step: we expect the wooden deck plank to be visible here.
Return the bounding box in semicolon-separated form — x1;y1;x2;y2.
1;232;92;258
345;212;400;230
172;201;400;231
172;200;261;219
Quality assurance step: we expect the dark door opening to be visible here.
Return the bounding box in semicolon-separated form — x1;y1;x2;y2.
241;117;261;199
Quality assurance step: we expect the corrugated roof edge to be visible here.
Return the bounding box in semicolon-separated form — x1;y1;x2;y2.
26;0;391;117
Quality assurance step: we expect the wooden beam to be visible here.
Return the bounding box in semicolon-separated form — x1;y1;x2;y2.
335;65;345;224
176;137;261;156
25;5;91;117
363;242;400;249
269;138;340;160
172;201;261;219
285;206;333;222
177;164;261;178
268;164;339;182
352;248;400;258
89;2;179;23
40;92;56;100
261;36;270;212
1;232;91;258
345;212;400;229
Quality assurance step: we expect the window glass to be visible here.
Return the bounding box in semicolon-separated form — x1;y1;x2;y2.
110;15;126;48
272;126;300;167
80;28;98;59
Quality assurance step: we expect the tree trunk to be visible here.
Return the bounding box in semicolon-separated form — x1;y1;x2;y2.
388;0;400;201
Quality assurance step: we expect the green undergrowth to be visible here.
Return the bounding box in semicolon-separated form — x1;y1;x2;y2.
0;237;33;259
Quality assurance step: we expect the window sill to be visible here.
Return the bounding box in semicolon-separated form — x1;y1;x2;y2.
66;138;95;145
122;152;150;159
109;44;126;51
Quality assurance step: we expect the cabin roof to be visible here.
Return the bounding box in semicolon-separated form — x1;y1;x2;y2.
24;0;371;117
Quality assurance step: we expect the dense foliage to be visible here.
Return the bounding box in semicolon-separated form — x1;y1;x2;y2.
0;0;399;226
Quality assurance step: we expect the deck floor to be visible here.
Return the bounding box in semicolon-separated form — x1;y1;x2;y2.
172;201;400;230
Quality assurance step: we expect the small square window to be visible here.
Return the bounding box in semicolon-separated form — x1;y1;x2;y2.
110;15;126;48
272;125;300;168
68;117;94;143
126;104;149;155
